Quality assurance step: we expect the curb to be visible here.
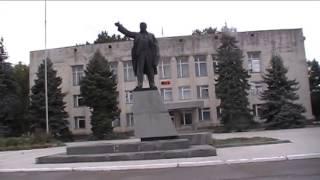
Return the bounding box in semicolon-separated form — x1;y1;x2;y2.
1;153;320;173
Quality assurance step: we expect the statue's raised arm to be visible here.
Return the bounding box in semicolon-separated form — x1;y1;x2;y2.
115;22;137;39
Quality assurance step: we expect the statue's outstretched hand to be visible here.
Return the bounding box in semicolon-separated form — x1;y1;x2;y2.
115;22;120;27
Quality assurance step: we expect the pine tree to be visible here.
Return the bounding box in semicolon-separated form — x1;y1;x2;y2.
12;62;30;135
260;55;306;129
215;33;254;131
80;51;120;139
308;59;320;120
0;64;20;136
0;37;8;63
29;59;72;140
0;38;20;136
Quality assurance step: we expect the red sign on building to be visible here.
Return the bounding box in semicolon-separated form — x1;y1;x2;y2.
161;80;171;85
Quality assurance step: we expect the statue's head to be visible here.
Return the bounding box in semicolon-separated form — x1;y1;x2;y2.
140;22;147;32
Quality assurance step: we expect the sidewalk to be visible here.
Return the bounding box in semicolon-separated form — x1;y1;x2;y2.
0;127;319;172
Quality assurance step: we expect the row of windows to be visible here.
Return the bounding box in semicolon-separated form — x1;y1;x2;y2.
73;81;262;108
71;51;262;86
74;116;121;129
72;103;262;129
124;108;211;127
73;83;262;108
125;85;209;104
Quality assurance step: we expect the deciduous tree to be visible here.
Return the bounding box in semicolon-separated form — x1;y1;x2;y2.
94;31;129;44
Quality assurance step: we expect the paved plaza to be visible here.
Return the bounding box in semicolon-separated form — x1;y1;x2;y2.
0;127;319;172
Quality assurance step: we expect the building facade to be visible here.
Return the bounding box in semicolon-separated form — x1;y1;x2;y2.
29;28;313;135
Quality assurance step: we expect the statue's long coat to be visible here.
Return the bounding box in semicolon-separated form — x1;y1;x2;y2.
117;24;160;76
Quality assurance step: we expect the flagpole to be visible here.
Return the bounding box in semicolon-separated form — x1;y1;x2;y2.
44;0;49;134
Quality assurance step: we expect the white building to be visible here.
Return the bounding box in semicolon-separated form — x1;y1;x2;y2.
29;28;313;135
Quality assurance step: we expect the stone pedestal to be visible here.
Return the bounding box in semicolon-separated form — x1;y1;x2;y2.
36;133;217;164
132;89;178;139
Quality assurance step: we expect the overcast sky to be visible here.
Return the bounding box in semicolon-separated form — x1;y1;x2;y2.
1;1;320;65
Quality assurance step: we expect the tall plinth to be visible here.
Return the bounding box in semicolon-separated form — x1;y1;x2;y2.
132;89;178;140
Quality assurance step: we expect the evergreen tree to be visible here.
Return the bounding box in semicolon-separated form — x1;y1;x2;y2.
80;51;120;139
0;38;20;136
12;62;30;134
308;59;320;120
215;33;254;131
0;37;8;63
260;55;306;129
29;59;72;140
94;31;130;44
0;64;20;136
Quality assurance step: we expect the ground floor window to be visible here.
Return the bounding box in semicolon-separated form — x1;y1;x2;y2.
252;104;263;117
112;118;121;127
180;111;192;125
125;90;133;104
216;106;222;119
199;108;211;121
74;116;86;129
126;113;134;127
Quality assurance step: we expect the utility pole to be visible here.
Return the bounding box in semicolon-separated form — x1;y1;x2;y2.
44;0;49;134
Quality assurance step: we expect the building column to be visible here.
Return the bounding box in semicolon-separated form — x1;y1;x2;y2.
192;108;199;130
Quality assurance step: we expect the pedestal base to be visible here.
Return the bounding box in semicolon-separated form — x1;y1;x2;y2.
132;89;178;139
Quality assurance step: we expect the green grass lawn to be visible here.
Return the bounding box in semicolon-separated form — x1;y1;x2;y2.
212;136;290;148
0;136;64;151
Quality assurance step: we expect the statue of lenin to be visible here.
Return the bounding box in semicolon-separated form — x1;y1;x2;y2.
115;22;160;90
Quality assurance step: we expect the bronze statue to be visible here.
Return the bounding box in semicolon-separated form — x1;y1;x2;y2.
115;22;159;89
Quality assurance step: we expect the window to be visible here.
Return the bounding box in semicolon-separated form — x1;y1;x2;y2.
213;61;220;74
109;62;118;76
112;118;121;127
253;104;263;117
74;116;86;129
247;51;261;73
160;88;173;101
123;61;135;82
176;56;189;78
199;108;211;121
158;57;171;79
216;106;222;119
212;54;219;74
72;65;84;86
179;86;192;100
194;55;207;77
250;81;263;96
180;111;192;125
73;95;85;107
126;113;134;127
197;85;209;99
125;90;133;104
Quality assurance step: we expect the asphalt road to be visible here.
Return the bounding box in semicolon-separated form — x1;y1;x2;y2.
1;158;320;180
